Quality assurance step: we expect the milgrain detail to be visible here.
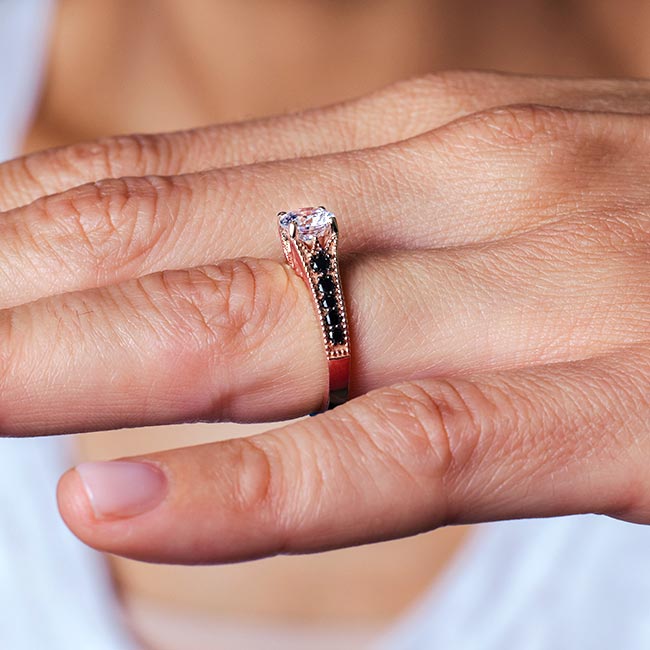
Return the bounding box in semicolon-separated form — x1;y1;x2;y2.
278;207;351;410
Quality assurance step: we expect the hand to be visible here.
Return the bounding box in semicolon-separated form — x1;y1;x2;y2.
2;71;650;562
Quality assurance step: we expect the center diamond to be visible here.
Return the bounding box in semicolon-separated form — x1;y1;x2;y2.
279;206;334;243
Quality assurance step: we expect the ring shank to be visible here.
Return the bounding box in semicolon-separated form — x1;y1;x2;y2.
325;357;350;410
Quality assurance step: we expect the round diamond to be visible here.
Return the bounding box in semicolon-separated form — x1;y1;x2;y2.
279;207;334;243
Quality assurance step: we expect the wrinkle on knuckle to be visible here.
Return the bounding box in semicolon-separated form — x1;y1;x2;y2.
203;258;298;352
408;380;487;475
0;149;69;205
151;265;239;351
16;155;48;197
155;259;291;357
60;133;179;178
62;140;123;179
519;217;650;346
332;71;504;146
481;368;626;498
592;359;648;452
249;426;331;541
414;105;637;229
319;407;390;494
14;138;147;194
216;437;274;518
325;381;464;492
447;104;583;151
582;355;650;520
447;104;637;176
39;175;182;280
340;390;425;475
369;379;506;493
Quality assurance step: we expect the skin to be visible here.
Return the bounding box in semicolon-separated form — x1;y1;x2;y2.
0;70;649;562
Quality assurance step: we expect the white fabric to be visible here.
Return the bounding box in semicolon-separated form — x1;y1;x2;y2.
0;0;49;159
0;2;138;648
377;515;650;649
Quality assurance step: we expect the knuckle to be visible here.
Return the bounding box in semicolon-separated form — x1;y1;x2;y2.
2;135;173;201
400;103;608;193
210;436;274;518
59;134;175;178
255;423;339;541
353;379;501;489
379;70;500;109
38;175;183;280
454;103;582;148
153;258;294;357
4;155;47;199
417;103;635;208
360;70;504;141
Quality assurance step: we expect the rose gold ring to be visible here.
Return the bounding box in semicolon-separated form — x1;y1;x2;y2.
278;206;350;412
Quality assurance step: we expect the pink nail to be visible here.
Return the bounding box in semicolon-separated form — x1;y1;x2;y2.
76;461;167;519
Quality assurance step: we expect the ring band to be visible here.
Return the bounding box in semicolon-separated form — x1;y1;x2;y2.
278;206;351;412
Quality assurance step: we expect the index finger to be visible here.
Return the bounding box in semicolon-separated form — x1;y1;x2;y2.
57;346;650;563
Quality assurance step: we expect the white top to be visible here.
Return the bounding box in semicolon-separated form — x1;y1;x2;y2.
0;1;49;160
377;515;650;649
3;3;650;650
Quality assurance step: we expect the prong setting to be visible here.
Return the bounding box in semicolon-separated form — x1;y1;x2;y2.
278;206;335;244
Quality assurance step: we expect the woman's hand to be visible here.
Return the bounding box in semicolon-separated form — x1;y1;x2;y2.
2;71;650;562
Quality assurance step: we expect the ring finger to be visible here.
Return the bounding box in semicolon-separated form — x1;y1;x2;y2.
2;221;646;435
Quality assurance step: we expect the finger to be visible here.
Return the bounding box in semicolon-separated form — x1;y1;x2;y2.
352;224;650;392
4;224;649;436
57;345;650;563
3;105;649;308
0;258;325;435
5;72;650;210
0;73;469;211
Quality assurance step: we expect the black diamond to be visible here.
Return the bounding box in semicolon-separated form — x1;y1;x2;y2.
320;294;338;311
325;309;341;327
328;327;345;346
311;251;331;273
318;275;336;296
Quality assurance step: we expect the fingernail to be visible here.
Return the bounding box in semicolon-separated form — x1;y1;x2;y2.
76;461;167;519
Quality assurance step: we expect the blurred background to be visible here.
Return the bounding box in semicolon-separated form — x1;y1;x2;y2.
19;1;650;648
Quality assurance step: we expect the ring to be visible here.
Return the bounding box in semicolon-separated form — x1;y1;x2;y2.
278;206;351;412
